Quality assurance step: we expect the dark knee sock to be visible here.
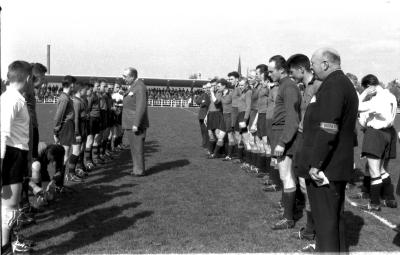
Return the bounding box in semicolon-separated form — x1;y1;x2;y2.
363;175;371;194
68;154;79;175
107;139;112;151
20;178;30;207
258;154;267;172
295;185;305;205
270;168;281;185
305;210;315;233
227;145;234;157
381;174;395;200
92;145;99;160
251;152;256;166
283;191;296;220
101;140;107;155
370;177;382;205
77;150;84;167
208;140;216;154
244;150;249;164
265;157;271;174
213;141;223;156
238;146;244;160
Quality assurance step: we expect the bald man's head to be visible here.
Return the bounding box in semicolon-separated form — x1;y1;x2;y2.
122;67;138;85
311;47;341;81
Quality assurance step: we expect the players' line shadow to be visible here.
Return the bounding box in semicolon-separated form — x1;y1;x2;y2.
146;159;190;176
33;183;136;224
31;202;153;254
344;210;364;250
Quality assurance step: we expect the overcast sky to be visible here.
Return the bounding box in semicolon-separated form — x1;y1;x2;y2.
2;0;400;82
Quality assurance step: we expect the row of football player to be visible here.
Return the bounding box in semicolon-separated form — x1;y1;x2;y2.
1;63;127;254
193;52;399;252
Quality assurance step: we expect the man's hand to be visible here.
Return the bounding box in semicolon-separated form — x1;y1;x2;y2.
309;167;324;183
54;135;60;144
132;125;138;132
274;144;285;157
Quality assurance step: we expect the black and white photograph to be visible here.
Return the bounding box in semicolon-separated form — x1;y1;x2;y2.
1;0;400;253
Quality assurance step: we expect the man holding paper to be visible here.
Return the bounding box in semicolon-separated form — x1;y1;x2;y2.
298;48;358;252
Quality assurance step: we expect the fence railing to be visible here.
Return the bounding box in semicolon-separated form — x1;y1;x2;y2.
37;98;199;108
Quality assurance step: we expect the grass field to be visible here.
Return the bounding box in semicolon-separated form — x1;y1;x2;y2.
21;104;400;253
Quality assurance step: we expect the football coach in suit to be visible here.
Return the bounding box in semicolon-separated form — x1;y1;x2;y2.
122;67;149;176
298;48;358;252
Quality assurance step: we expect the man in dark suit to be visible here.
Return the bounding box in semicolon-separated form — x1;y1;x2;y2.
194;88;210;149
298;48;358;252
122;67;149;176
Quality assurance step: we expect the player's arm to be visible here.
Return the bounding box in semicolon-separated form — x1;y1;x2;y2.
310;84;344;171
210;88;218;104
73;99;81;137
0;98;15;159
244;90;252;121
53;96;68;136
87;96;93;111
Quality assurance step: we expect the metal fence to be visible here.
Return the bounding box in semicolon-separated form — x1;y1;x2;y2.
38;98;199;108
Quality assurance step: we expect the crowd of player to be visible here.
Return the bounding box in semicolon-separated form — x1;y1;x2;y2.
1;61;129;254
194;52;400;252
2;51;400;254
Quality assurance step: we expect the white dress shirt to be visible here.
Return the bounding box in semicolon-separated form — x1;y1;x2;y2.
358;86;397;129
1;86;30;158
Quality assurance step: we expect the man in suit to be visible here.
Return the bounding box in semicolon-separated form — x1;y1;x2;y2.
122;67;149;176
298;48;358;252
194;88;210;149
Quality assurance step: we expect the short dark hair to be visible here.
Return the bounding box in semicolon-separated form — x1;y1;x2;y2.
269;55;288;72
256;64;269;80
62;75;76;88
31;63;47;75
7;60;32;83
72;81;88;94
210;78;218;83
218;78;230;88
361;74;379;88
46;144;65;164
227;71;240;79
286;54;311;71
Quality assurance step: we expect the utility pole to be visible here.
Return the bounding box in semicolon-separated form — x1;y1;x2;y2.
0;6;2;84
47;44;51;74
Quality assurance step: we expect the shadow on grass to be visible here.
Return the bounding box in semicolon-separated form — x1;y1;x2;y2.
146;159;190;176
344;210;365;249
31;202;153;254
35;183;136;223
122;139;161;158
144;140;161;157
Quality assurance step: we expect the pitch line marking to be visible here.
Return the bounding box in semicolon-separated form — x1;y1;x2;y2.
345;196;398;230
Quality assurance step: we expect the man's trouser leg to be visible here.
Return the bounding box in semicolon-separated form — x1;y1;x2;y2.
126;129;146;175
307;180;347;253
199;119;208;148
